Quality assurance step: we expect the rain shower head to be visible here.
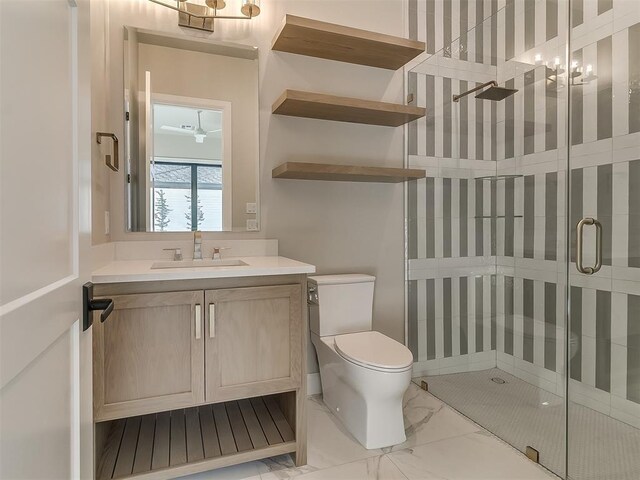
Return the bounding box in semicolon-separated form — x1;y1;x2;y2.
475;85;519;101
453;81;519;102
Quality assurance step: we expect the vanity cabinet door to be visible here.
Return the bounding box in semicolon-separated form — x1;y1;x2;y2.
205;285;302;402
93;291;205;421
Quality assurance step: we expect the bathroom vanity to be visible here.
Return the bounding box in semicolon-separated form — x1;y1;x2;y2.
91;256;314;480
89;21;313;478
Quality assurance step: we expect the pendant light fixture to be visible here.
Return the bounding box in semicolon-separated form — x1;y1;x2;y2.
148;0;261;33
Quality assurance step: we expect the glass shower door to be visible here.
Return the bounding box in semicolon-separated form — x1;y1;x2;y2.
567;1;640;479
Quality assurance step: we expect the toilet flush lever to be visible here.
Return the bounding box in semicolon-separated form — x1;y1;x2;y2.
308;285;319;305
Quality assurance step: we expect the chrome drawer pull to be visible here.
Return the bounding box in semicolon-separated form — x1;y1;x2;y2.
209;303;215;338
195;304;202;340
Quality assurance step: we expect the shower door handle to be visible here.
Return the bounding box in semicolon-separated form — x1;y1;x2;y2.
576;217;603;275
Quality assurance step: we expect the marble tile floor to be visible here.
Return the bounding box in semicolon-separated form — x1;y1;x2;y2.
181;382;557;480
420;368;640;480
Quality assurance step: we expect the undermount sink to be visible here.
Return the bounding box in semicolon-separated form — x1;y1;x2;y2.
151;259;248;269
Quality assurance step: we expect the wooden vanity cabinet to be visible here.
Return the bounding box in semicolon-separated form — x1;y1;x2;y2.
93;290;205;422
93;275;308;479
205;284;302;402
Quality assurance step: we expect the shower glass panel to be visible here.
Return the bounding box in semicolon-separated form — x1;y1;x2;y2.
567;1;640;479
407;3;569;476
407;1;640;478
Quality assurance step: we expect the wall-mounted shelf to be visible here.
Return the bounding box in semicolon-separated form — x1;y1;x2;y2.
272;90;426;127
271;15;425;70
475;174;524;180
272;162;426;183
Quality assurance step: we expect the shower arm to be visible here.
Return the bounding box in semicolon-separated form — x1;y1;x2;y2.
452;81;497;102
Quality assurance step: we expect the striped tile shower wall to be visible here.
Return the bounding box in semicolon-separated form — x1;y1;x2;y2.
406;0;640;428
409;275;497;372
408;74;498;161
496;274;640;428
408;0;499;58
407;176;496;261
495;276;564;390
493;171;563;262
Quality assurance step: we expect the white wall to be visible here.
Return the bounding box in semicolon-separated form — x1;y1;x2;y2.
91;0;408;370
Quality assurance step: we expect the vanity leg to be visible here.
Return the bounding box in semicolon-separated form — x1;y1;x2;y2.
295;279;308;466
276;390;307;467
294;389;307;466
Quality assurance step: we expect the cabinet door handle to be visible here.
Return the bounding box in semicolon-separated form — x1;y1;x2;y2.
209;303;215;338
82;282;114;331
195;304;202;340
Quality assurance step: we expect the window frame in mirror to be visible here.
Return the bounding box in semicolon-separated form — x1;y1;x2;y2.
149;94;232;232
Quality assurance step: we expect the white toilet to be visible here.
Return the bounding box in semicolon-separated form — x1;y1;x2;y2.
308;274;413;450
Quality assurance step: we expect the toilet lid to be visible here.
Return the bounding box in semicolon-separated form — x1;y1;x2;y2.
334;331;414;371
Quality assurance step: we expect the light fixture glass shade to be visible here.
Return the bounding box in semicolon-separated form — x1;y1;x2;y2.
205;0;226;9
241;0;260;17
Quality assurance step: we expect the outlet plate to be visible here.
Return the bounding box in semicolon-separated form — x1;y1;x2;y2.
246;219;258;231
246;202;257;214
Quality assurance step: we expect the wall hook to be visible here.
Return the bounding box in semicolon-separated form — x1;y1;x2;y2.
96;132;119;172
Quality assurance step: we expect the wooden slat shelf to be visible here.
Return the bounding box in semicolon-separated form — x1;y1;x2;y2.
272;90;426;127
271;15;425;70
97;396;295;480
272;162;426;183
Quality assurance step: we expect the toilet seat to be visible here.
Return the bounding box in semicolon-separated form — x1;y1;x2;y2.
334;331;413;372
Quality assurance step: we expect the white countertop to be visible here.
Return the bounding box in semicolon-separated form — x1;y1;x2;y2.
92;256;316;284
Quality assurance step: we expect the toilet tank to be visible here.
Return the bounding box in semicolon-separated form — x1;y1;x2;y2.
308;274;375;337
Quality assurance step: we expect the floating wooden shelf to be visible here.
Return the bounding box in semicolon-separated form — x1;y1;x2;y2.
97;397;295;480
271;15;425;70
272;162;426;183
272;90;426;127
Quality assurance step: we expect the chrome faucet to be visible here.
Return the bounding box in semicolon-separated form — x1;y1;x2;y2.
163;247;183;261
193;231;202;260
211;247;230;260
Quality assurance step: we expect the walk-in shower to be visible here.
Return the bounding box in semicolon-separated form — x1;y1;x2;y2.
406;1;640;479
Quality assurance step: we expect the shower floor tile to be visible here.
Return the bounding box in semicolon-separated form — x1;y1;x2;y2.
415;368;640;480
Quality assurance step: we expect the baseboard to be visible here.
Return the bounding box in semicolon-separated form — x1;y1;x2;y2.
307;373;322;396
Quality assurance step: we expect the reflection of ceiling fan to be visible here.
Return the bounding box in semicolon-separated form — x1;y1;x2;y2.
160;110;220;143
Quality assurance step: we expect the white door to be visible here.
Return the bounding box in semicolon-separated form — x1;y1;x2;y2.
0;1;93;479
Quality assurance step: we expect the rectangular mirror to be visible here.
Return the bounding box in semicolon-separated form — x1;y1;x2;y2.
123;27;259;232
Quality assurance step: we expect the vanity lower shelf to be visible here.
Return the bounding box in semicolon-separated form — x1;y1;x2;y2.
97;395;296;480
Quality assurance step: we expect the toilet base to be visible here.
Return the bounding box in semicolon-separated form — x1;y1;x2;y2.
312;333;412;450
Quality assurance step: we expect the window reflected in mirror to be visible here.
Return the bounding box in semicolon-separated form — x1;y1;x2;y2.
151;103;229;232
